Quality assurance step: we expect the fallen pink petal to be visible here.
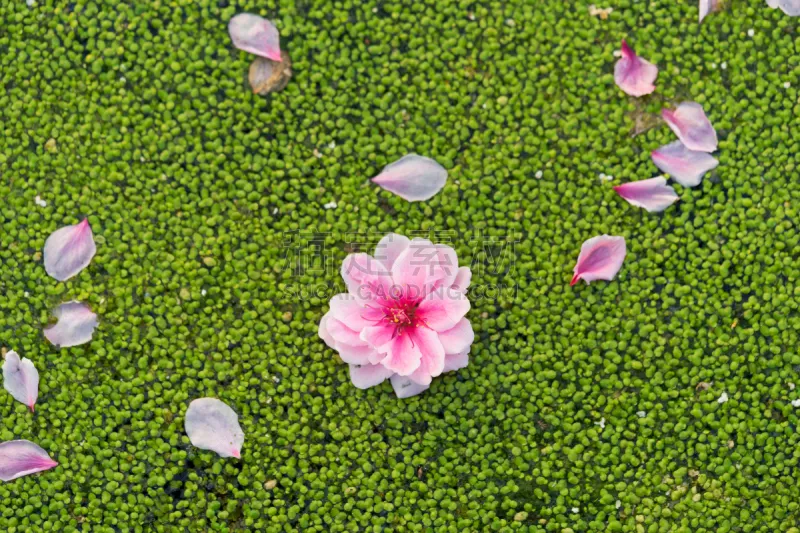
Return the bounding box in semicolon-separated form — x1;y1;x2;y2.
767;0;800;16
571;235;627;286
319;234;473;398
371;154;448;202
661;102;718;153
699;0;720;22
651;140;719;187
43;301;99;348
613;177;680;213
229;13;282;61
3;351;39;411
614;40;658;97
43;218;96;282
0;440;58;482
185;398;245;459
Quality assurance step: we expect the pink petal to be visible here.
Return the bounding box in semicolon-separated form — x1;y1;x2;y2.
661;102;718;153
379;333;422;376
768;0;800;16
450;267;472;292
391;239;458;298
390;375;430;399
0;440;57;481
43;219;96;281
3;351;39;411
335;343;375;366
349;363;393;389
699;0;720;22
437;318;474;355
328;294;373;331
43;301;99;348
372;154;448;202
318;313;336;350
360;325;397;354
612;177;679;213
416;288;471;332
406;327;446;386
443;351;470;373
185;398;244;459
341;253;393;300
571;235;627;286
325;317;368;347
651;140;719;187
228;13;281;61
373;233;410;270
614;40;658;97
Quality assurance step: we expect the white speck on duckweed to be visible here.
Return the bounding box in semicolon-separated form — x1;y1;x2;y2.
201;289;207;296
784;81;791;89
595;417;605;429
747;29;754;37
718;392;729;404
34;195;47;207
571;507;579;514
636;411;646;418
791;399;800;408
721;61;727;69
535;170;543;179
324;201;338;209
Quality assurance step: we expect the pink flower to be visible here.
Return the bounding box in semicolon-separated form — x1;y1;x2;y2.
319;234;473;398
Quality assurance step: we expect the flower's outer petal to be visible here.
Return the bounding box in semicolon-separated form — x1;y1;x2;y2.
416;288;471;332
3;351;39;411
443;351;470;373
43;219;96;282
437;318;475;355
372;154;447;202
407;327;446;386
380;333;422;376
360;325;396;354
613;177;680;213
43;301;99;348
349;364;394;389
328;294;373;331
318;313;337;350
661;102;718;152
768;0;800;16
228;13;281;61
335;343;375;366
0;440;58;482
392;239;458;298
614;40;658;97
651;140;719;187
341;253;393;301
571;235;627;286
185;398;244;459
450;267;472;292
699;0;720;22
390;375;430;399
326;317;368;347
374;233;411;270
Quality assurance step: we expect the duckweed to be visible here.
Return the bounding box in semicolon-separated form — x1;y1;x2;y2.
0;0;798;532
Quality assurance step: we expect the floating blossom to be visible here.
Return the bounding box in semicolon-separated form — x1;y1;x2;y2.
371;154;448;202
699;0;720;22
3;351;39;411
0;440;58;481
767;0;800;16
319;233;473;398
571;235;626;286
614;40;658;97
613;177;679;213
229;13;282;61
661;102;718;153
43;301;99;348
185;398;244;458
43;219;96;281
651;140;719;187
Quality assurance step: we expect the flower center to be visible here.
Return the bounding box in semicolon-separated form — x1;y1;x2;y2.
385;305;414;328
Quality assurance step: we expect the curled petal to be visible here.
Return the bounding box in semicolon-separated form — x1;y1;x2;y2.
416;288;471;332
185;398;244;458
228;13;281;61
3;351;39;411
373;233;410;270
392;239;458;297
661;102;718;153
0;440;57;481
318;313;337;350
571;235;626;286
349;364;393;389
341;253;393;300
390;375;430;399
43;302;99;348
614;40;658;97
767;0;800;16
43;219;96;281
699;0;721;22
613;177;679;213
651;140;719;187
328;294;373;331
372;154;448;202
443;351;470;373
406;327;446;386
450;267;472;292
437;318;474;355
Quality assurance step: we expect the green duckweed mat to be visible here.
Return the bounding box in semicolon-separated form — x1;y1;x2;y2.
1;0;799;531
